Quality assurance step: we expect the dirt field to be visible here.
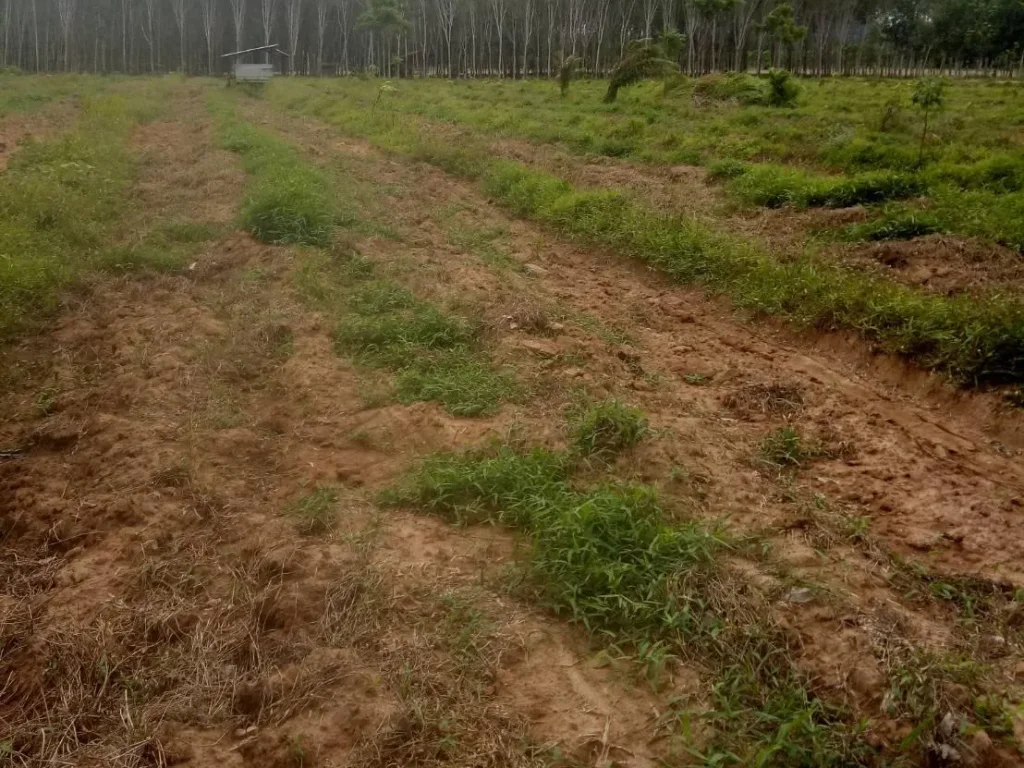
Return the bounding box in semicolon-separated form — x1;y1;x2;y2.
2;78;1024;767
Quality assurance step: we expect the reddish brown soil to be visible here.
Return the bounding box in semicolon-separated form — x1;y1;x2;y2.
839;234;1024;294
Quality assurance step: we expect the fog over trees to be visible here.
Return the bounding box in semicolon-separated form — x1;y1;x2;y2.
2;0;1022;77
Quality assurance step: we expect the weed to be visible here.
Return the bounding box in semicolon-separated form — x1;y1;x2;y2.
34;387;60;416
289;486;339;535
568;398;648;458
757;426;821;470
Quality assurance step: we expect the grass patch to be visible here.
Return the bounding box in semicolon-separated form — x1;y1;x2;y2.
569;398;648;459
383;427;873;764
844;210;944;241
289;485;339;534
299;250;517;416
0;88;168;338
209;91;342;246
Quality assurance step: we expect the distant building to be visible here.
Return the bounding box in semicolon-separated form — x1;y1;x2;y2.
221;45;291;81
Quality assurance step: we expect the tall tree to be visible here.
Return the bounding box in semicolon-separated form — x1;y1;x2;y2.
168;0;187;71
228;0;245;50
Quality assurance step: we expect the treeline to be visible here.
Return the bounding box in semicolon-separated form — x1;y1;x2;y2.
1;0;1022;78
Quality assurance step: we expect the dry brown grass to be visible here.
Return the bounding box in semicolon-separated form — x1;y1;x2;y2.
349;588;548;768
722;382;804;417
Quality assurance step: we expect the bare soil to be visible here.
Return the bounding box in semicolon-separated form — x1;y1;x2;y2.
839;235;1024;295
4;82;1024;767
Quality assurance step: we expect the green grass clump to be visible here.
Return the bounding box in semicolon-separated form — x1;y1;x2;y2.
289;485;339;534
212;96;340;246
298;251;516;417
845;210;943;241
569;399;648;459
729;164;924;208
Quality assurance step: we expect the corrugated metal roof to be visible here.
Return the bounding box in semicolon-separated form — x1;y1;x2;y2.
221;44;291;58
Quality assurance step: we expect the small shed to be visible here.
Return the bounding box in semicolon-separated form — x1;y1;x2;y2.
221;45;291;81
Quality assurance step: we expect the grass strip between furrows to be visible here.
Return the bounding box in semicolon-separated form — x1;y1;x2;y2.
0;86;172;338
210;89;517;416
382;405;875;766
297;249;518;416
0;73;113;116
207;91;341;247
267;86;1024;387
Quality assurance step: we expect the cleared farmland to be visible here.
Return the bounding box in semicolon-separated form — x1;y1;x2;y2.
1;74;1024;768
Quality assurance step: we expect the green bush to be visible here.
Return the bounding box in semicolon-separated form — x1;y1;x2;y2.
766;69;800;107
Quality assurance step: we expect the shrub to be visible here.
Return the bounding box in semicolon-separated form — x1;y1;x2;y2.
604;41;678;103
766;69;799;107
693;73;765;105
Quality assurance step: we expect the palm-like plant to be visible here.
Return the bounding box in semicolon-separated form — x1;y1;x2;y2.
604;39;680;103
